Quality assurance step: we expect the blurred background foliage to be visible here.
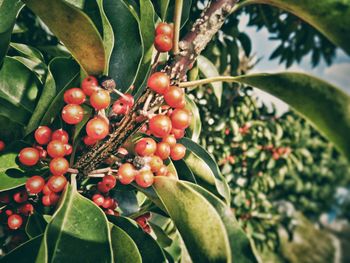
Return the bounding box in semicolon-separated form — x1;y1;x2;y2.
5;2;350;262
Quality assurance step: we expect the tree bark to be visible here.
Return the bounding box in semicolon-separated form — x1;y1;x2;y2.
74;0;238;175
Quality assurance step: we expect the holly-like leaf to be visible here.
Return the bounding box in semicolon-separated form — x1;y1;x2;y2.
1;235;43;263
23;0;105;75
153;177;232;262
228;72;350;160
0;0;23;65
187;182;258;263
240;0;350;55
179;137;231;204
109;223;142;263
108;216;166;262
101;0;143;92
197;55;223;106
37;183;113;262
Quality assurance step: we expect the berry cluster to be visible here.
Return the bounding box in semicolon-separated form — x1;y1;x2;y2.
135;212;151;233
154;22;173;53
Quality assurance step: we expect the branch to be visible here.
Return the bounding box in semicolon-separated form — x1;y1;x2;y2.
74;0;238;175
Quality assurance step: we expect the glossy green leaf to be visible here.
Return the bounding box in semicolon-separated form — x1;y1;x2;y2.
153;177;231;262
1;235;43;263
197;55;223;106
0;56;40;113
10;42;44;62
134;0;155;89
108;216;166;262
38;183;112;262
173;160;197;184
25;213;47;238
40;58;80;126
187;182;257;263
12;56;47;84
240;0;350;55
109;223;142;263
110;189;139;216
102;0;143;91
0;141;45;192
229;72;350;160
23;0;105;75
185;95;201;142
0;0;23;65
179;137;231;204
152;0;170;20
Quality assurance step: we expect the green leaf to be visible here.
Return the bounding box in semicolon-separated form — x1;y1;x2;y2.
185;95;201;142
38;183;113;262
187;182;257;263
23;0;105;75
230;72;350;160
197;55;223;106
166;0;193;28
173;160;197;184
102;0;143;92
110;189;139;216
0;57;40;113
12;56;47;84
153;177;232;262
1;235;43;263
0;0;23;65
152;0;170;20
179;137;231;204
10;42;44;62
133;0;155;89
0;116;24;142
241;0;350;55
109;223;142;263
40;58;80;126
108;216;166;262
25;213;47;239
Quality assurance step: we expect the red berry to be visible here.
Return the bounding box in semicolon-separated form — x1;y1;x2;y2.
82;76;100;96
135;170;154;188
102;197;115;209
0;193;10;204
62;104;84;125
19;147;40;166
156;165;168;176
13;190;28;203
47;175;67;193
155;142;170;160
121;94;134;107
8;214;23;230
49;192;60;205
52;129;69;144
42;195;51;206
164;86;185;108
102;175;117;189
18;203;34;216
34;126;52;145
149;156;163;173
118;163;137;185
149;115;172;138
86;117;109;140
5;209;13;216
64;144;73;155
90;90;111;110
97;182;110;194
135;138;157;156
64;88;86;104
0;140;5;152
26;176;45;194
42;184;52;195
171;109;191;129
38;148;47;159
162;134;176;147
170;143;186;161
154;34;173;52
112;99;130;115
171;128;185;139
47;140;66;158
155;22;173;38
83;136;98;146
147;72;170;94
92;194;105;207
49;157;69;176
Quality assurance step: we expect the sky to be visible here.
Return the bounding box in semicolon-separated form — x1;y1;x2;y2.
238;14;350;114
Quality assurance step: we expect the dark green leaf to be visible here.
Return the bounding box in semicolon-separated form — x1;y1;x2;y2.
110;189;139;216
25;213;47;238
166;0;193;28
185;95;201;142
39;183;112;262
152;0;170;20
108;216;166;262
23;0;105;75
102;0;143;92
